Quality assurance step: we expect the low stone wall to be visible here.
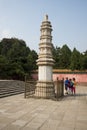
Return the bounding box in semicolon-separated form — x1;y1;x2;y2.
24;80;64;99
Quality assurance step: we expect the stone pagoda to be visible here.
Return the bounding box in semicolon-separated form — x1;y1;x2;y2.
35;15;55;98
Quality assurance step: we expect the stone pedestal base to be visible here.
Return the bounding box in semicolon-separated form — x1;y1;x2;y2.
35;81;55;98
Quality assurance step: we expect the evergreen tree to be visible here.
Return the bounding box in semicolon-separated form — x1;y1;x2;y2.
52;46;61;68
0;38;38;80
59;44;71;69
53;44;71;69
81;51;87;70
70;48;81;70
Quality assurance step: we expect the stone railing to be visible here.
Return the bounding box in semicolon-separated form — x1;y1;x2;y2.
24;79;64;100
54;80;64;100
24;81;36;98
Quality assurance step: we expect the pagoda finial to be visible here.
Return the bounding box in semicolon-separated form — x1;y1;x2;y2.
44;14;48;21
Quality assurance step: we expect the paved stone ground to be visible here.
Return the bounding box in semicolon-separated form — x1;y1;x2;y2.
0;86;87;130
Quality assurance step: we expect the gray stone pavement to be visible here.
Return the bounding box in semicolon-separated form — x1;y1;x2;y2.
0;86;87;130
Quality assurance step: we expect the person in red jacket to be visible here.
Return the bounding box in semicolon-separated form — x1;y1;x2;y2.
72;78;77;95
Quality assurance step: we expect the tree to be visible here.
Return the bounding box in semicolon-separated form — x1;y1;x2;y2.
53;44;71;69
52;46;61;68
59;44;71;69
0;55;9;79
70;48;81;70
81;51;87;70
0;37;86;80
0;38;38;80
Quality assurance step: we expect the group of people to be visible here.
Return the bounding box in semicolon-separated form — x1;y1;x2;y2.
64;77;76;95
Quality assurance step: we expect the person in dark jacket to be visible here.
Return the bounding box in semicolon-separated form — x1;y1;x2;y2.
64;77;69;94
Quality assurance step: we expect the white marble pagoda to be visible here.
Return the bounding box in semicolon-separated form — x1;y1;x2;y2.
35;15;55;98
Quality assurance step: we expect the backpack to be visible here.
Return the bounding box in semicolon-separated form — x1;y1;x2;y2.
70;81;73;87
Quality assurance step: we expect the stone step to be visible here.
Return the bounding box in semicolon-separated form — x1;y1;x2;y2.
0;91;24;98
0;88;24;98
0;86;24;91
0;80;25;98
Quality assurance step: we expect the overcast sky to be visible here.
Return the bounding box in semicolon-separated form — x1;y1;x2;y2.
0;0;87;53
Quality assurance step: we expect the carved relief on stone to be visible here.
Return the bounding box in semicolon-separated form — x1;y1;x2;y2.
41;39;50;43
41;48;45;52
47;48;51;53
41;30;44;35
39;47;44;54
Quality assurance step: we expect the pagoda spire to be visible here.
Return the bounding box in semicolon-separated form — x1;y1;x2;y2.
44;14;48;21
